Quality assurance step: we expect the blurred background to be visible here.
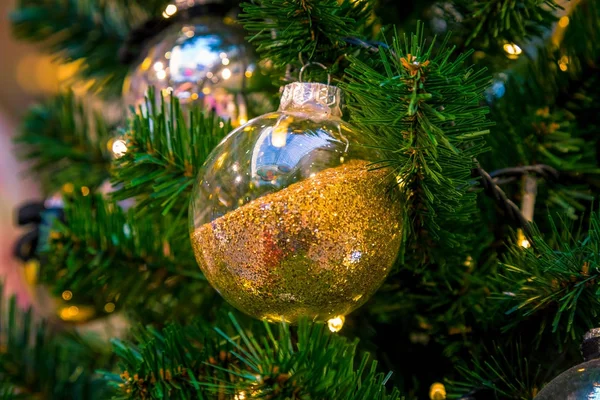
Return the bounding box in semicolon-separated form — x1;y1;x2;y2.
0;0;59;306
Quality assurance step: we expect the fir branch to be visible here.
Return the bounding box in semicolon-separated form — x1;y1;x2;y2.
449;341;542;400
10;0;145;96
42;193;215;323
14;92;112;195
454;0;561;47
106;313;401;399
111;92;231;219
496;211;600;344
239;0;374;77
342;24;492;264
0;283;112;399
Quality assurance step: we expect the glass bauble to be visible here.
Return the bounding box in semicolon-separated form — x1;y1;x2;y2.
189;82;403;323
123;12;257;124
535;358;600;399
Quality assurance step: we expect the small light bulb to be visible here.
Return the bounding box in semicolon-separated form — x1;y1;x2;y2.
81;186;90;196
163;4;177;18
104;302;116;313
62;290;73;301
429;382;447;400
520;239;531;249
558;16;569;28
222;68;232;80
156;70;167;80
327;315;345;332
112;139;128;157
503;43;522;59
153;61;164;71
222;58;230;66
234;392;246;400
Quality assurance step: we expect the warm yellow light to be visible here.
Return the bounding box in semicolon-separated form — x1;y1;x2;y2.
165;51;172;59
140;57;152;71
429;382;447;400
219;121;225;128
156;70;167;80
272;122;289;148
559;63;568;71
62;290;73;301
558;16;570;28
245;70;253;78
234;392;246;400
222;68;232;80
327;315;345;332
153;61;164;71
62;182;75;194
520;238;531;249
81;186;90;196
163;4;177;18
503;43;522;59
238;117;248;125
222;58;230;66
578;368;586;372
202;87;211;95
104;302;116;313
112;139;128;157
191;93;199;100
185;30;195;38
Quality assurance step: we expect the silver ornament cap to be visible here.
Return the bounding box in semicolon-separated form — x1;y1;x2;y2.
279;82;343;117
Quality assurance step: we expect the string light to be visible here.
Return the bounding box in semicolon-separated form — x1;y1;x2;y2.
222;68;232;80
81;186;90;196
327;315;345;332
503;43;522;59
112;139;128;158
62;290;73;301
558;16;570;28
156;70;167;80
558;55;569;72
154;61;164;72
162;4;178;18
104;302;116;313
429;382;447;400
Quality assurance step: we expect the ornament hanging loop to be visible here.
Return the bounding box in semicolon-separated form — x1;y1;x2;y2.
299;62;331;86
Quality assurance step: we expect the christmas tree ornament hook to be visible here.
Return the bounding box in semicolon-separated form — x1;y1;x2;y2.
299;62;331;85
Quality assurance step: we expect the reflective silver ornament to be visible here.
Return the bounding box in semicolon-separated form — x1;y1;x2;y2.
123;7;257;124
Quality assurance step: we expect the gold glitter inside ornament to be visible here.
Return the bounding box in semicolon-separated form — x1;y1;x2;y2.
190;82;403;323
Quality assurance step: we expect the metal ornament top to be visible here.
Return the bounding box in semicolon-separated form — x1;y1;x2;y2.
279;82;343;117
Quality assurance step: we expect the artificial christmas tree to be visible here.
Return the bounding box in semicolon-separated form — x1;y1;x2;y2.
4;0;600;398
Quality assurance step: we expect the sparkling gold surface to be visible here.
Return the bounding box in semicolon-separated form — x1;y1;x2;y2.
191;160;402;323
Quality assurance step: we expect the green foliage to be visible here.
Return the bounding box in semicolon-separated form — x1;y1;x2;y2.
106;313;401;399
239;0;374;78
496;212;600;345
10;0;145;96
43;193;215;323
454;0;561;47
0;283;112;399
14;92;112;195
111;92;231;221
450;341;542;400
343;24;492;264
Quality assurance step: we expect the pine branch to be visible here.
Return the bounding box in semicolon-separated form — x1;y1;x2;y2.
454;0;561;47
42;193;215;323
484;0;600;217
342;23;493;265
239;0;374;78
495;211;600;345
14;92;112;195
449;341;542;400
0;283;112;399
10;0;146;96
110;92;231;220
105;313;401;399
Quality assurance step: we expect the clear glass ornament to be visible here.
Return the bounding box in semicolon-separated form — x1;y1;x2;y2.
189;82;403;323
535;358;600;399
123;12;257;124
